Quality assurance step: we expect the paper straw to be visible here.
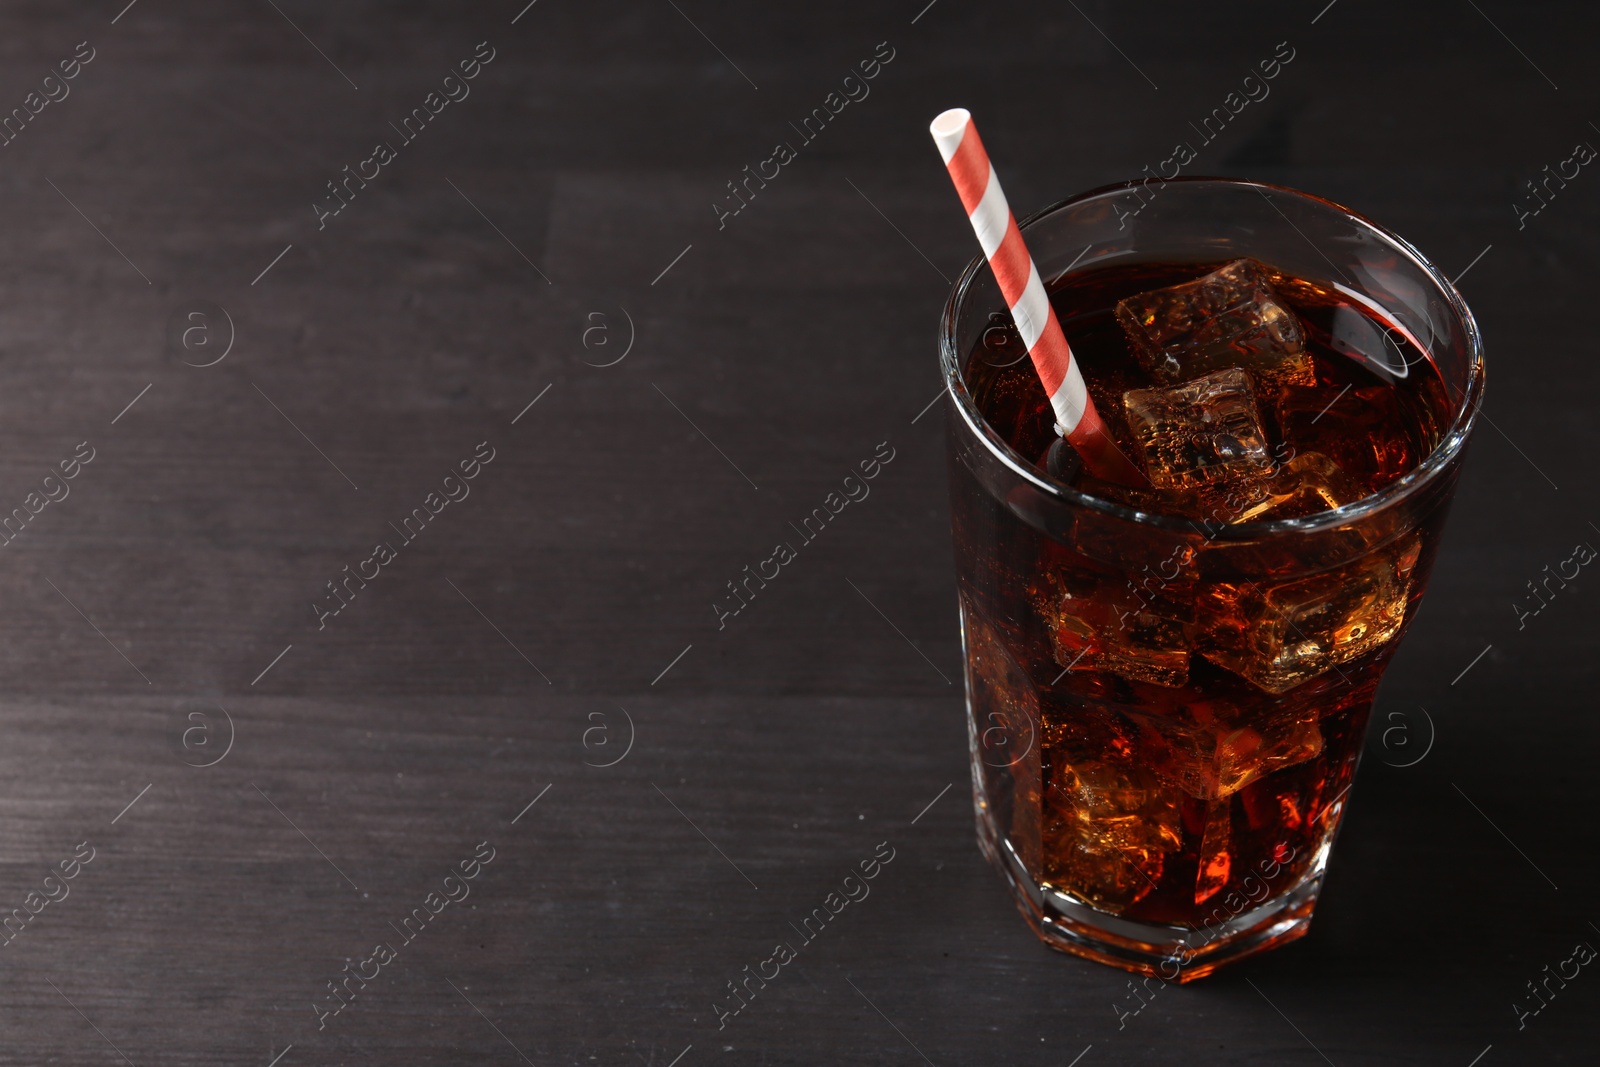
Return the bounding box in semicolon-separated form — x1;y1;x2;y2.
930;108;1141;485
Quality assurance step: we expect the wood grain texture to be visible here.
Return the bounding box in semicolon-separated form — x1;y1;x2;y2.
0;0;1594;1063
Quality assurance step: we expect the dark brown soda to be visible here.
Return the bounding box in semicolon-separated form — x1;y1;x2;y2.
966;262;1451;514
956;261;1453;932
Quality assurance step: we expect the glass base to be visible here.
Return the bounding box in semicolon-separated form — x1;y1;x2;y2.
975;796;1322;983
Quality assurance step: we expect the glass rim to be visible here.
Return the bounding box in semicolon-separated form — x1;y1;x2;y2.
938;176;1486;539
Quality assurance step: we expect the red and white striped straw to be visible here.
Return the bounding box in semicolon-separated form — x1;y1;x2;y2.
930;108;1141;486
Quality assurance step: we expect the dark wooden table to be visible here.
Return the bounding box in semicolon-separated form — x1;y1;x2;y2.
0;1;1594;1063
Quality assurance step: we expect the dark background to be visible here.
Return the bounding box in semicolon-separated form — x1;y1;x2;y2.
0;0;1594;1063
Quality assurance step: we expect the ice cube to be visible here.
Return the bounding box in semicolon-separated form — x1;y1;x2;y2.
1130;698;1324;800
1275;384;1420;489
1197;535;1423;694
1043;757;1181;911
1231;451;1365;523
1114;258;1315;390
1035;569;1191;688
1214;718;1323;795
1123;367;1275;492
1195;801;1233;905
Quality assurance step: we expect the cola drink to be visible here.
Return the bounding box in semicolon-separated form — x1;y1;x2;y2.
944;197;1480;983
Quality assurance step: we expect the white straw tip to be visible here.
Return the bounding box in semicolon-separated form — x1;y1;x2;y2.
930;108;972;162
929;108;971;138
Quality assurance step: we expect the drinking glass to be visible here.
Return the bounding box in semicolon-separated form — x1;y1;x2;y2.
939;178;1483;980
